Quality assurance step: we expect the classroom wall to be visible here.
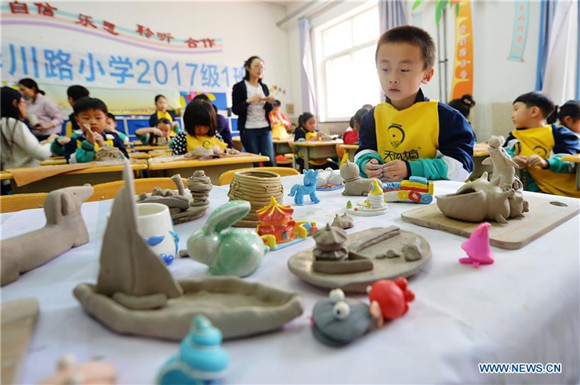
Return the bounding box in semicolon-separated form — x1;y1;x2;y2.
286;0;542;140
1;1;293;115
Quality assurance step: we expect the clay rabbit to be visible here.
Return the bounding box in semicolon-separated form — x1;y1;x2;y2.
1;185;94;286
186;200;268;277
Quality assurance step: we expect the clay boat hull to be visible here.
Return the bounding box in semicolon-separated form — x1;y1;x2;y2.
74;277;303;341
436;191;487;222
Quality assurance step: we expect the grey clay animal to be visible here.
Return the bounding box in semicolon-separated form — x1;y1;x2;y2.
1;185;94;286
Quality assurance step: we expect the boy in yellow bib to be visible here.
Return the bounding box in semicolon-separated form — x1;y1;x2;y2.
505;91;580;198
356;26;474;182
171;99;227;155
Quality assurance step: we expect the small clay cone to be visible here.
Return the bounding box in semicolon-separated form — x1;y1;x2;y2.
459;222;494;266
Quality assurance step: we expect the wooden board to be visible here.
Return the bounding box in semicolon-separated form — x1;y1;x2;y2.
401;194;579;250
1;298;39;384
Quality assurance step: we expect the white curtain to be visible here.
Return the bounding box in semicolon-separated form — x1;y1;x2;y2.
299;18;317;115
379;0;408;33
541;0;579;105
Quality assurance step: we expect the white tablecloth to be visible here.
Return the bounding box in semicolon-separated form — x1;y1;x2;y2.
2;176;579;384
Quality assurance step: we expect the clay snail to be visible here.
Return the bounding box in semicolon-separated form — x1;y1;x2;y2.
186;200;269;277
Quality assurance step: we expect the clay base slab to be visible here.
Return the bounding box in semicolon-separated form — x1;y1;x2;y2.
401;194;579;250
74;277;303;340
1;298;39;385
346;206;388;217
287;228;431;293
317;184;344;191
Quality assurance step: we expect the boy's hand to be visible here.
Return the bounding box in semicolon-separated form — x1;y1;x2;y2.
152;128;163;136
93;132;105;146
383;160;407;182
82;124;96;145
57;136;71;146
365;159;383;179
512;155;528;169
526;154;548;169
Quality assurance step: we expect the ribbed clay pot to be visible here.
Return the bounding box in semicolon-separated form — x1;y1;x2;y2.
228;170;284;227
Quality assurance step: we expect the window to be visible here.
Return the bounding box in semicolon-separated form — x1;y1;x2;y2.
315;5;380;121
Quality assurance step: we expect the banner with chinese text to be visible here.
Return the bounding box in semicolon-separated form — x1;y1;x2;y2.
508;1;529;62
450;0;473;100
1;39;244;93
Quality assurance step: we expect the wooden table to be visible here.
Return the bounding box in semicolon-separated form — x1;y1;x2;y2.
0;161;147;193
147;154;270;183
127;144;170;153
561;153;580;189
40;157;66;166
339;144;359;162
291;140;342;170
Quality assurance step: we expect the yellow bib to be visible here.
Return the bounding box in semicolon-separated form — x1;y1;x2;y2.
374;101;439;162
157;111;173;122
512;126;579;197
185;134;227;153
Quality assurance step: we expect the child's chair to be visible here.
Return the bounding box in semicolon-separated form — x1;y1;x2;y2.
0;193;49;213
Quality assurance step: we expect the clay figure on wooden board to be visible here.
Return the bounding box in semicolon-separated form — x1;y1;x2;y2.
186;200;269;277
0;185;93;286
481;136;522;191
340;160;374;196
437;135;529;224
288;169;320;205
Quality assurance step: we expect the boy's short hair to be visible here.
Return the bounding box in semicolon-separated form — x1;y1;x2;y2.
183;100;217;137
513;91;555;120
67;85;89;102
192;94;210;102
73;97;108;116
107;112;116;122
156;118;172;127
274;100;281;107
154;94;166;103
375;25;435;70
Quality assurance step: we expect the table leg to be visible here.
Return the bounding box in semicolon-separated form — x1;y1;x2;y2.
576;164;580;189
303;148;310;170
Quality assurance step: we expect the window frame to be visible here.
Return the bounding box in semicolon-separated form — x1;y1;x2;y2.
313;3;380;122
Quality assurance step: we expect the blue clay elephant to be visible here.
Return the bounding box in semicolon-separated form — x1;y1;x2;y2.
186;201;268;277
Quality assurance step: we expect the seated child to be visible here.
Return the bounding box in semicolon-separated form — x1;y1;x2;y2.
149;94;180;133
65;85;90;136
135;118;174;146
171;100;227;155
293;112;338;171
504;91;580;197
63;97;128;163
556;100;580;137
192;94;234;148
356;26;474;182
343;108;368;145
269;100;292;139
105;113;129;145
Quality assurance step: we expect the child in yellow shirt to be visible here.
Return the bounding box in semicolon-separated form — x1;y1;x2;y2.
171;100;227;155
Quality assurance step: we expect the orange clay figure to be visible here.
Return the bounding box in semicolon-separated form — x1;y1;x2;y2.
40;354;116;385
367;277;415;320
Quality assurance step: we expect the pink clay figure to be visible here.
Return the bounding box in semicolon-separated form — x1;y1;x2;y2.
459;222;494;268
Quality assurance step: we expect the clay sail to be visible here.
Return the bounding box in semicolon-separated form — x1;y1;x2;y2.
96;160;183;299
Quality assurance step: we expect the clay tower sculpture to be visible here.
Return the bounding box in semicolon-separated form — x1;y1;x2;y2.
256;196;297;244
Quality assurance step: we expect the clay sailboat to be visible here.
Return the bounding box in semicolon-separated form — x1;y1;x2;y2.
74;160;303;340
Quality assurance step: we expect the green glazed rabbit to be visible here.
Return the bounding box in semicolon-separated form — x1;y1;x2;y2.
186;200;269;277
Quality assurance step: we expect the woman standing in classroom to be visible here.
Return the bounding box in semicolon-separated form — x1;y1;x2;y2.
231;56;275;166
18;78;64;141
